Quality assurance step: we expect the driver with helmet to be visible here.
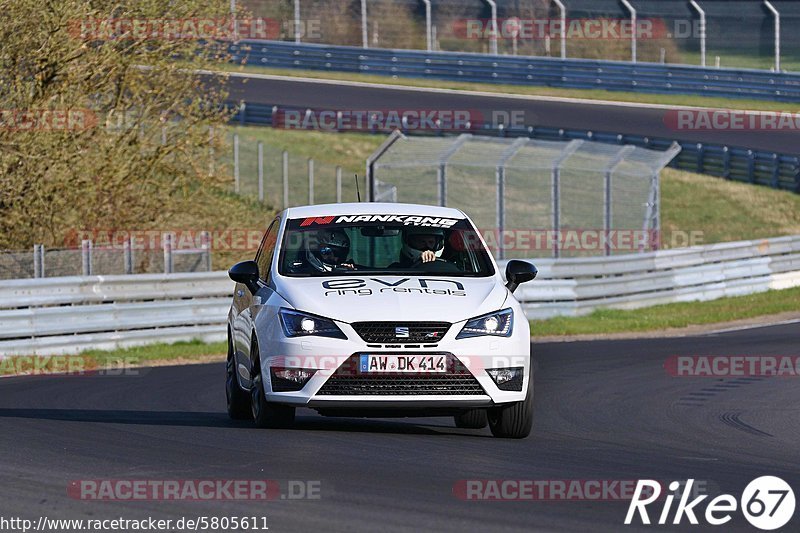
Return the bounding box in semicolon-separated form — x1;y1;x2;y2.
300;228;356;273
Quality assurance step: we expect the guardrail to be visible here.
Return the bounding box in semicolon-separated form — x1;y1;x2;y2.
0;273;233;356
1;235;798;356
229;40;800;103
509;235;800;320
229;102;800;194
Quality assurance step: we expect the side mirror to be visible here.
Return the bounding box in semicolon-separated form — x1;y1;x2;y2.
229;260;260;295
505;260;537;294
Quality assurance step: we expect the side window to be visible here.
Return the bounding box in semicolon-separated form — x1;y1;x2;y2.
255;218;280;282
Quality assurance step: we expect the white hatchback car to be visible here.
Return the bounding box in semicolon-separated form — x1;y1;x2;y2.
226;203;538;438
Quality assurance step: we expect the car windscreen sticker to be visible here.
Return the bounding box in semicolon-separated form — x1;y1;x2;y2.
297;215;460;228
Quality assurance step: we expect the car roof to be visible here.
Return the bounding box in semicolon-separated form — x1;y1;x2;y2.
284;203;466;219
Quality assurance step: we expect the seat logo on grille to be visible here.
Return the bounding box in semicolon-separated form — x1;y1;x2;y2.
395;326;410;338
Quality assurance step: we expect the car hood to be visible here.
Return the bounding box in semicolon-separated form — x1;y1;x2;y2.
274;275;508;324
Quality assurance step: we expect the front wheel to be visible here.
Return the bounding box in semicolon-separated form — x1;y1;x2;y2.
226;337;251;420
250;341;295;429
488;375;533;439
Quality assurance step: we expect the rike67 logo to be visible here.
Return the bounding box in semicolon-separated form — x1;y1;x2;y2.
625;477;795;530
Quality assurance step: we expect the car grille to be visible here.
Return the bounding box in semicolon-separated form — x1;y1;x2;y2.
316;354;485;396
351;322;451;344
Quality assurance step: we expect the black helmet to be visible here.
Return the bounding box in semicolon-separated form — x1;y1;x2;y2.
307;229;351;271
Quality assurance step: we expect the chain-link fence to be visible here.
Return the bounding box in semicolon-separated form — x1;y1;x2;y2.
368;132;680;258
0;239;211;281
235;0;798;71
227;130;367;208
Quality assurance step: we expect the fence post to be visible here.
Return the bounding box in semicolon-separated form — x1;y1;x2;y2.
336;166;342;203
208;126;215;177
163;233;174;274
124;238;133;275
361;0;368;49
747;150;756;183
771;153;780;189
621;0;637;63
294;0;301;43
696;143;704;173
81;239;93;276
764;1;781;72
233;133;240;194
201;231;212;272
282;150;289;208
722;146;731;179
33;244;42;278
257;141;264;203
308;158;314;204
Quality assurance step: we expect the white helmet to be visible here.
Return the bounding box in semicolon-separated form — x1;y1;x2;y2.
401;226;445;263
306;229;350;272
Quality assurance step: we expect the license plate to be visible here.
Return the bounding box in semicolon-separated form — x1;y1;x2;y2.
359;355;446;373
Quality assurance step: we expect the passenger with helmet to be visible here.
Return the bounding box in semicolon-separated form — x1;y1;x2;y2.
296;228;356;273
391;226;448;268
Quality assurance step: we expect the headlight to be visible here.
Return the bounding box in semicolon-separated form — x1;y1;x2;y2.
279;309;347;339
456;309;513;339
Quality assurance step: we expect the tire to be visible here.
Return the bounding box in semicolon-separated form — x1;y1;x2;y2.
226;334;251;420
250;340;295;429
488;374;534;439
454;409;488;429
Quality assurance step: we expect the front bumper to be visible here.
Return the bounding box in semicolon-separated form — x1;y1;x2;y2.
258;320;531;409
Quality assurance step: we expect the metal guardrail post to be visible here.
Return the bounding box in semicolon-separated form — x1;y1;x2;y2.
361;0;368;49
201;231;212;272
422;0;432;52
233;133;240;194
124;239;133;275
366;130;406;202
436;135;471;207
257;141;264;203
764;1;781;72
689;1;706;67
552;0;567;59
294;0;301;43
208;126;215;177
282;150;289;208
33;244;43;278
747;150;756;183
722;147;731;179
308;158;314;204
484;0;498;55
603;146;636;256
551;140;583;258
163;233;174;274
336;166;342;203
771;153;781;189
495;138;528;260
620;0;637;63
81;240;93;276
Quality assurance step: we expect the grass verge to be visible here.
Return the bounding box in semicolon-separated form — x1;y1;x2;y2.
0;340;227;377
530;287;800;337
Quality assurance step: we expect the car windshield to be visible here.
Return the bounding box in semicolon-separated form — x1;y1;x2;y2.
279;215;495;277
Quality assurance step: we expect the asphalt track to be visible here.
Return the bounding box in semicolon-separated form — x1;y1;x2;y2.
1;322;798;532
227;75;800;156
